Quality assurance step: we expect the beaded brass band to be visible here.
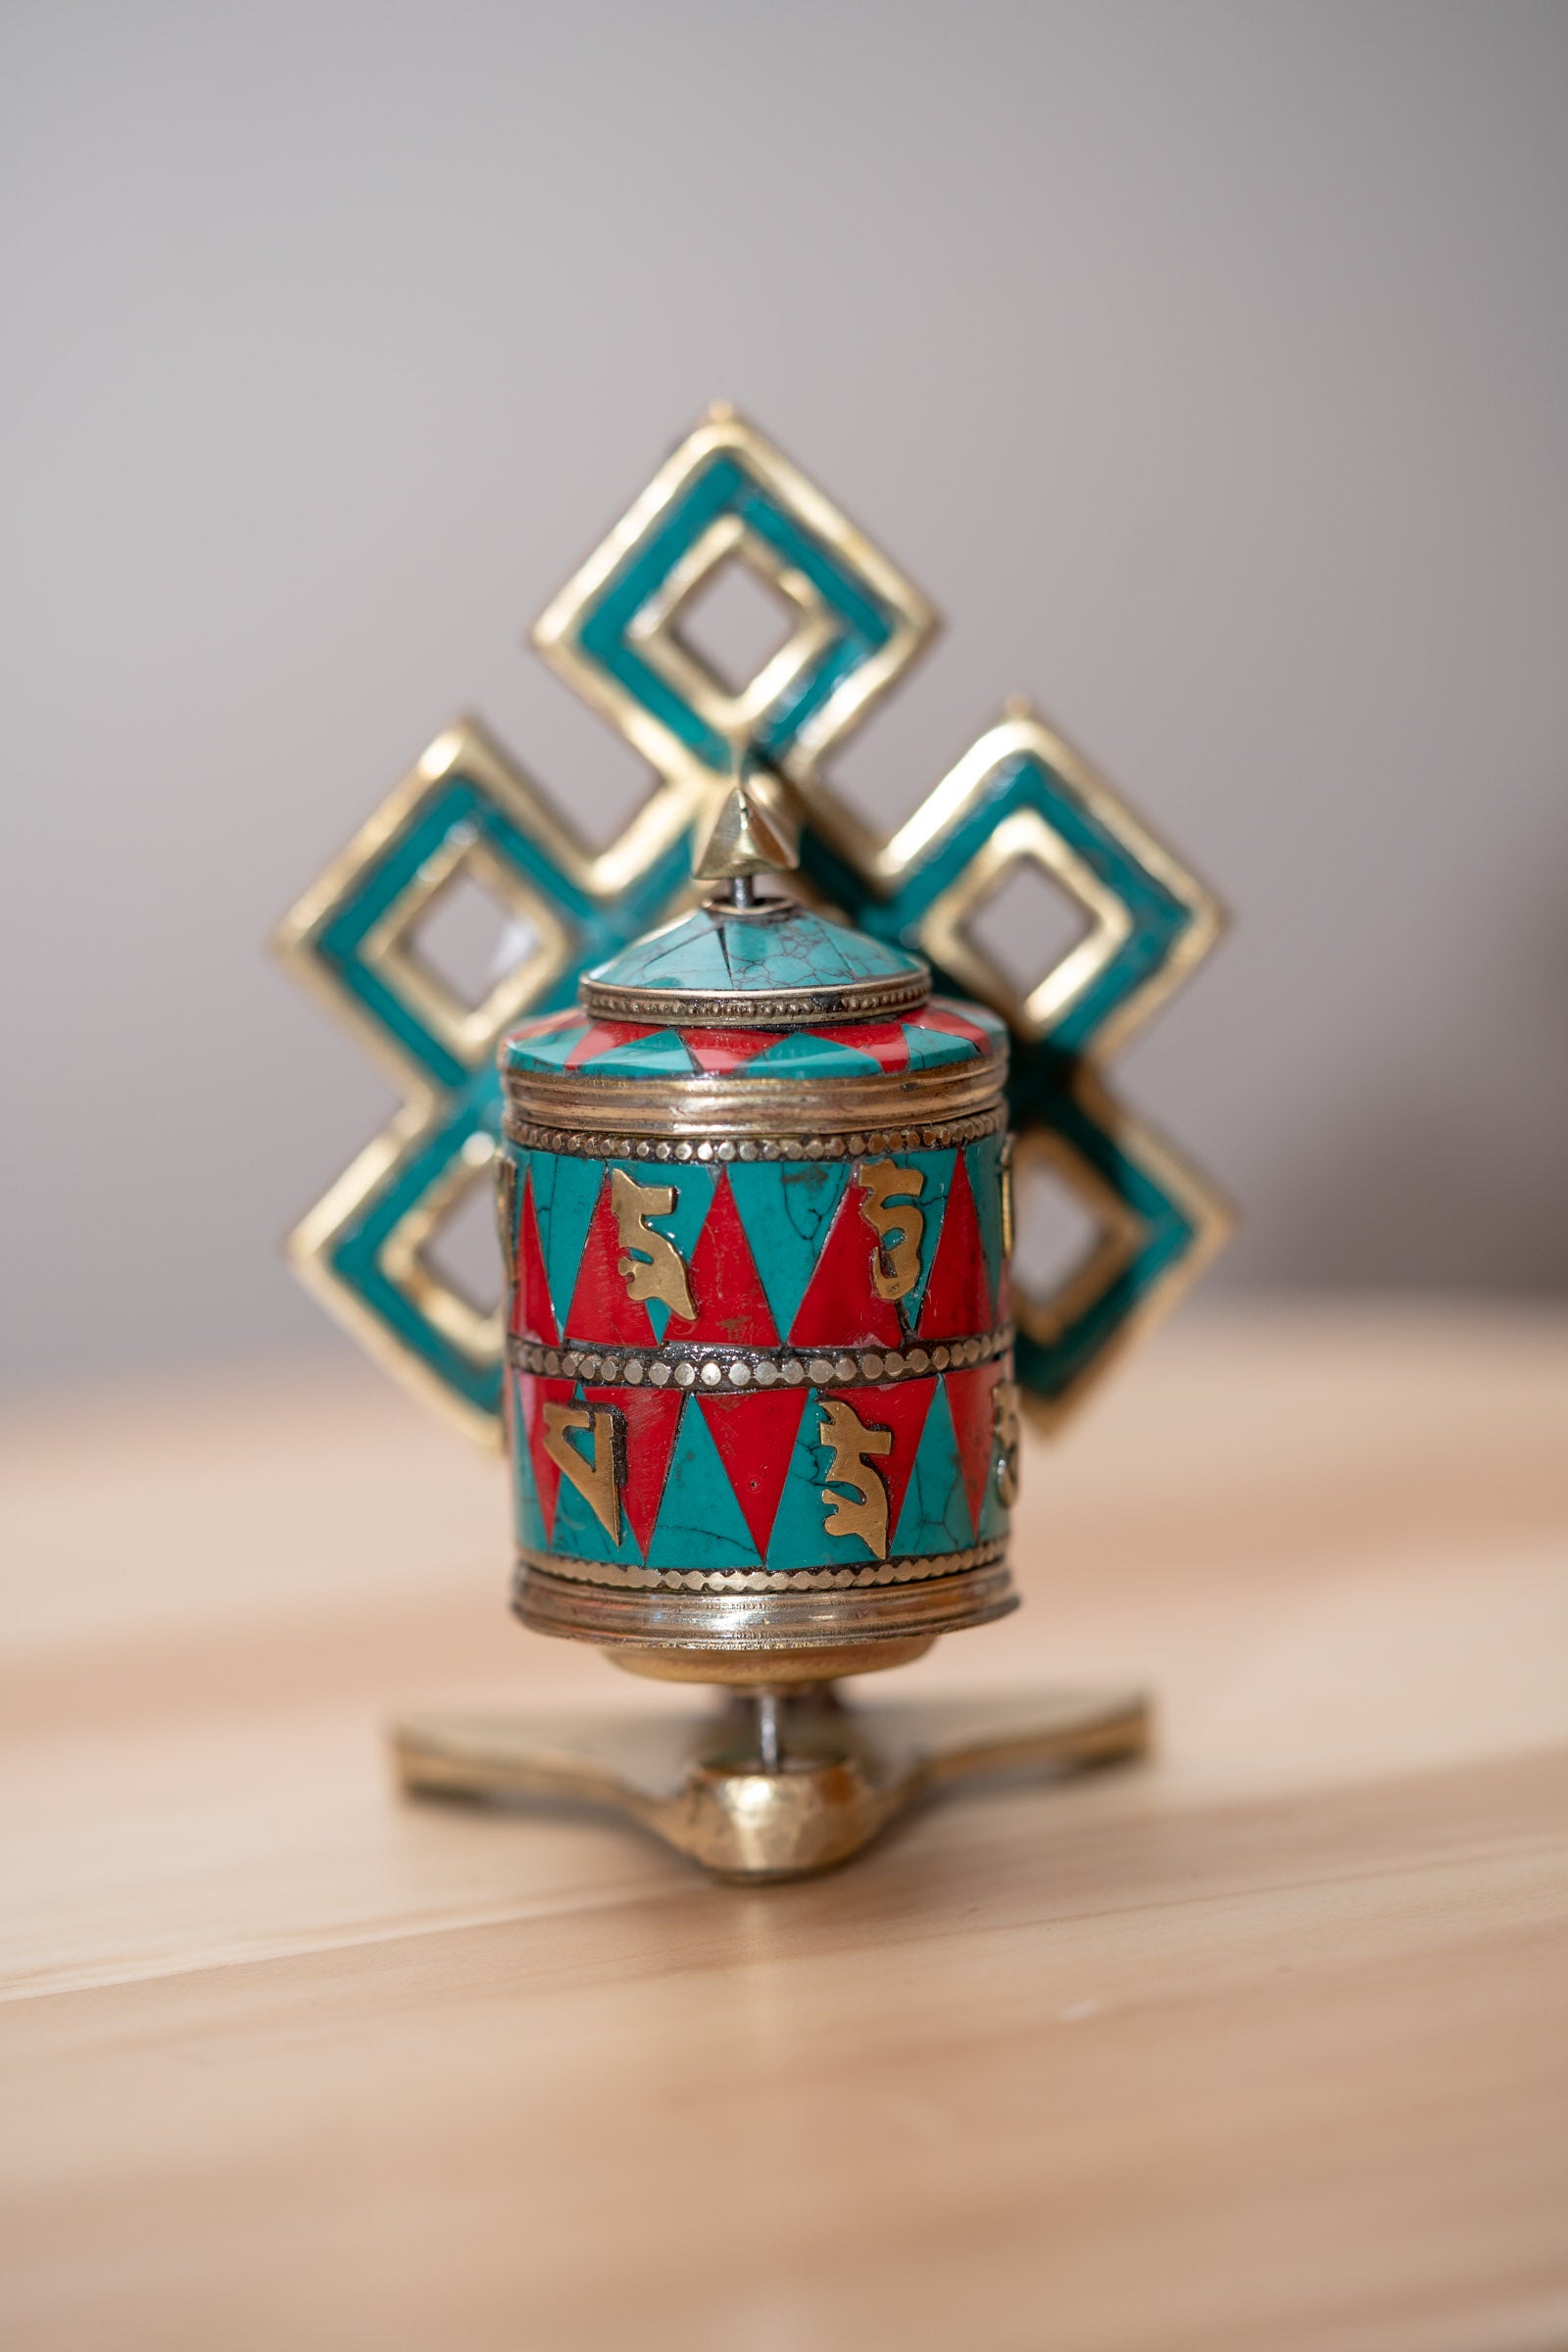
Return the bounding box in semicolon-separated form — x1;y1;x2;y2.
578;969;931;1029
506;1329;1011;1391
515;1537;1008;1593
503;1103;1006;1163
514;1547;1016;1650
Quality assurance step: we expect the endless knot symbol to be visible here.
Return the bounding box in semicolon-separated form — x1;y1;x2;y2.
276;407;1229;1446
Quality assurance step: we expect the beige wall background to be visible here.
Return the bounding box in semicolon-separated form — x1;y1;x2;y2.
3;0;1565;1393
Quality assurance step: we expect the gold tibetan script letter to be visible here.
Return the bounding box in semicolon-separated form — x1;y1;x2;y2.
541;1401;623;1542
856;1159;926;1302
818;1398;894;1558
610;1169;697;1318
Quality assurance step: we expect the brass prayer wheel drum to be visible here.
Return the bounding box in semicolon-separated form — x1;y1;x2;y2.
497;893;1020;1683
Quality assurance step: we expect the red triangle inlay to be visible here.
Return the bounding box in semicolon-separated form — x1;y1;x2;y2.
822;1379;936;1542
510;1169;558;1344
678;1026;786;1074
945;1361;1004;1539
665;1172;778;1348
789;1183;904;1348
916;1151;994;1339
516;1372;576;1544
583;1383;685;1558
565;1018;658;1069
805;1021;909;1073
564;1177;658;1347
698;1388;808;1559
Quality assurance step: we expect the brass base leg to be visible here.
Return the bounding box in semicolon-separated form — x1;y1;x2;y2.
391;1685;1151;1881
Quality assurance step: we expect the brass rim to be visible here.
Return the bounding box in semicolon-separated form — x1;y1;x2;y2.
503;1103;1006;1162
506;1329;1011;1390
515;1539;1008;1594
503;1054;1005;1139
579;968;930;1029
514;1553;1017;1647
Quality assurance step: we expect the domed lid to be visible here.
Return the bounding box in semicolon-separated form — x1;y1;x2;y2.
500;993;1004;1085
580;895;930;1029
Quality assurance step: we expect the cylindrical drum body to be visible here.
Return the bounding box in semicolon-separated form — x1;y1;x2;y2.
497;897;1020;1670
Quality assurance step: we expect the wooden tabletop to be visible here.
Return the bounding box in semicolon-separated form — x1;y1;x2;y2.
2;1304;1564;2352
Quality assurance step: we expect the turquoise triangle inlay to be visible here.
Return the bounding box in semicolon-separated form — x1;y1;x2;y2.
728;1159;853;1339
967;1132;1006;1316
531;1151;604;1336
644;1393;761;1568
580;1029;697;1079
903;1024;979;1070
512;1022;593;1072
509;1373;550;1552
751;1030;883;1076
891;1379;972;1555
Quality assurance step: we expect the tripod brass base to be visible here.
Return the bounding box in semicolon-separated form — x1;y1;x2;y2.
392;1685;1150;1881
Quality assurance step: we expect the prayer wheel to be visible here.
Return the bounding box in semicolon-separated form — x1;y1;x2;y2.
497;886;1021;1684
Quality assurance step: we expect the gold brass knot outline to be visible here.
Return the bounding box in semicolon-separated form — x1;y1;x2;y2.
276;405;1229;1444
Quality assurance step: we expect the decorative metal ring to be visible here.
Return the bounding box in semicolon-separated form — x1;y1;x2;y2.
502;1102;1009;1162
502;1055;1005;1139
514;1551;1016;1644
578;968;931;1029
506;1331;1012;1389
515;1541;1006;1593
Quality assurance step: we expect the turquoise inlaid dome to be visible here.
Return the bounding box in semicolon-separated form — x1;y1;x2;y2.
584;897;926;1004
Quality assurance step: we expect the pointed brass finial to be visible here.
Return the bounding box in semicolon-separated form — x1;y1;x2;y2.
693;741;802;884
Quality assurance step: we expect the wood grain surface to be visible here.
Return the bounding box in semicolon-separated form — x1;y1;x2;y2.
1;1304;1565;2352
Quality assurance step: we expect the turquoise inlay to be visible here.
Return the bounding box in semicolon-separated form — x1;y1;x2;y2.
316;770;692;1095
510;1374;550;1554
902;1023;980;1070
977;1443;1009;1544
572;450;897;775
328;1080;505;1419
808;749;1196;1062
510;1021;593;1072
547;1384;646;1567
531;1151;605;1337
891;1381;971;1556
750;1029;884;1077
312;702;1208;1431
728;1158;853;1338
643;1397;762;1570
967;1131;1007;1316
583;900;923;1003
924;999;1010;1054
577;1029;696;1080
505;1013;989;1084
794;746;1213;1412
1009;1068;1195;1406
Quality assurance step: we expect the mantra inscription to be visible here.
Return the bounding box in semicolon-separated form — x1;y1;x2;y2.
508;1123;1012;1573
609;1168;696;1319
816;1396;896;1556
540;1400;624;1543
855;1159;926;1302
602;1161;938;1324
